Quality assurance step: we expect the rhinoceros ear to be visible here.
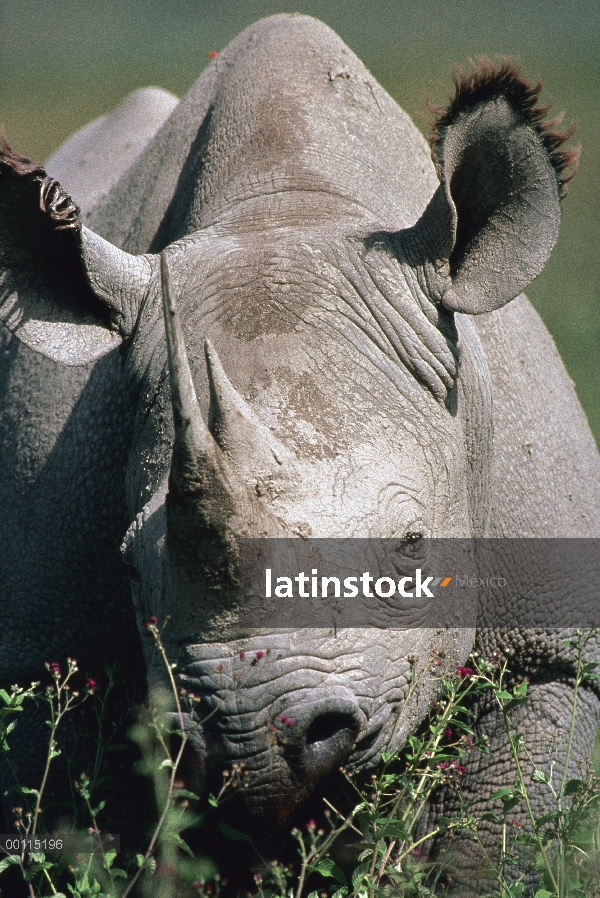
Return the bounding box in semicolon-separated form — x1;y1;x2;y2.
0;140;156;364
425;59;579;315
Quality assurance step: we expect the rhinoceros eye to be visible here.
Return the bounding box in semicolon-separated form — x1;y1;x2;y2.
403;528;424;542
402;519;428;542
387;524;428;576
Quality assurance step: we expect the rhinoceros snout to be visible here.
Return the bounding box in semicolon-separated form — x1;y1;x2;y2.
282;695;364;787
165;691;365;819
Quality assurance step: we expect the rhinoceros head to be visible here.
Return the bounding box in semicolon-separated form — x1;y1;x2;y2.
0;16;576;822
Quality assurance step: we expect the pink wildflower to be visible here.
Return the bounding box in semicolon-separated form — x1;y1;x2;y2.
255;651;265;660
208;50;218;59
86;678;97;691
305;819;316;831
239;650;245;661
456;666;474;677
444;727;453;738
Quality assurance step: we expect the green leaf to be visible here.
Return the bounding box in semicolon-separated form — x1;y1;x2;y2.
378;822;410;840
497;691;513;701
163;831;194;856
490;787;514;801
533;890;555;898
103;850;117;869
562;778;584;796
534;812;558;829
173;788;200;800
307;858;346;885
110;867;128;879
159;758;175;769
351;862;371;890
532;768;551;785
514;833;539;846
218;821;251;842
135;853;146;868
408;735;424;755
0;855;21;873
331;889;348;898
504;697;528;712
481;812;503;823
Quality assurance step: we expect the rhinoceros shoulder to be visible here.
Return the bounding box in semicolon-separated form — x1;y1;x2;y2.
472;295;600;536
45;87;179;217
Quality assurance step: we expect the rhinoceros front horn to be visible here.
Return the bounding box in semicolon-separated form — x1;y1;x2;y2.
160;253;286;586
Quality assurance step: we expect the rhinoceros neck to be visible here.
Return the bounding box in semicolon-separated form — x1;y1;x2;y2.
86;15;438;255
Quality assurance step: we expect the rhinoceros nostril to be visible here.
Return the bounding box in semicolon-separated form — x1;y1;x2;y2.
286;708;359;785
305;712;357;747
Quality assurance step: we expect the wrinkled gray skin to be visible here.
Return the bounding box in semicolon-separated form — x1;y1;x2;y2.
1;14;600;892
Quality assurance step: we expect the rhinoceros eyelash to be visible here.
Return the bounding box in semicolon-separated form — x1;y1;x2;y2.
401;520;426;542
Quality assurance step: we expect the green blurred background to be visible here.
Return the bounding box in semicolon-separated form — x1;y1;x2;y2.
2;0;599;440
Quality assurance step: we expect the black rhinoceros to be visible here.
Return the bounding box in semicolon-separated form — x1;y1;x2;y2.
1;12;599;890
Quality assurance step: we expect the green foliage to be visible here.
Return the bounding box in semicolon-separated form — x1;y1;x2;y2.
1;630;599;896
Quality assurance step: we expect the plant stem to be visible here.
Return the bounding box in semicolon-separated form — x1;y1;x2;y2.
502;714;559;895
376;838;396;879
31;704;56;837
559;635;583;804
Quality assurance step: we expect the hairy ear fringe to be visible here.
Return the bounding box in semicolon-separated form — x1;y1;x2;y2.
0;133;47;178
0;134;80;230
428;57;580;199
